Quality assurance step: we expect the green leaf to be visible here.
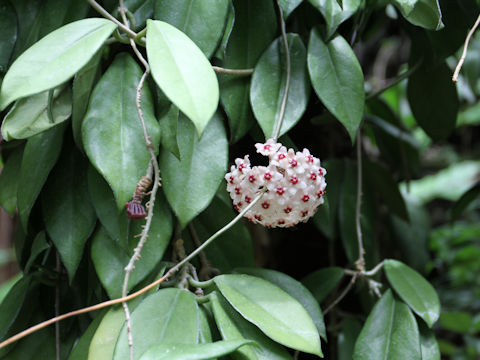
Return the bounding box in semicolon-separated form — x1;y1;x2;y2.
236;267;326;341
307;30;364;143
0;0;17;72
198;307;213;344
353;290;421;360
160;112;227;227
308;0;361;38
439;311;473;334
0;18;117;110
0;275;31;340
451;182;480;221
338;317;362;360
140;340;255;360
114;288;199;360
407;61;458;141
220;0;277;142
210;292;292;360
0;146;23;215
302;267;345;303
24;231;49;274
1;85;72;141
214;274;322;356
251;34;310;138
158;104;181;160
418;320;440;360
42;146;96;282
82;53;160;210
91;196;172;299
18;124;66;229
68;310;107;360
278;0;303;18
146;19;219;136
392;0;443;30
384;259;440;327
154;0;229;58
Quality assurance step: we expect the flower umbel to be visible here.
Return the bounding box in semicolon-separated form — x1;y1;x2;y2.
225;139;327;228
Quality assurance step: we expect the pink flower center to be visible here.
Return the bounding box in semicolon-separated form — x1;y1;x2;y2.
264;172;272;180
307;155;314;163
264;144;271;151
316;190;325;198
234;186;241;195
278;154;286;160
229;176;234;184
290;176;298;185
248;175;256;183
310;173;317;181
254;214;263;221
278;219;285;225
318;168;324;176
284;206;292;214
301;210;309;217
238;163;245;172
245;195;252;203
261;201;270;209
289;159;297;167
276;187;285;195
302;194;310;202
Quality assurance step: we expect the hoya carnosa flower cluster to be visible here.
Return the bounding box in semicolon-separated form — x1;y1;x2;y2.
225;139;327;228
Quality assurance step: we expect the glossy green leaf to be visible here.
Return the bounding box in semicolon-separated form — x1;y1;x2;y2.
220;0;277;142
154;0;229;58
146;19;219;136
353;290;421;360
1;85;72;141
68;310;107;360
210;292;292;360
338;317;362;360
192;194;254;273
140;340;254;360
0;275;31;340
308;30;364;143
91;197;172;299
214;274;322;356
384;259;440;327
392;0;443;30
198;307;213;344
418;321;440;360
0;0;17;72
82;53;160;210
72;49;102;151
236;267;326;341
114;288;199;360
308;0;361;38
0;18;116;110
407;61;458;141
251;34;310;138
302;267;345;303
18;124;66;229
42;146;96;282
160;112;227;227
23;231;49;274
159;104;181;160
278;0;303;18
0;147;23;216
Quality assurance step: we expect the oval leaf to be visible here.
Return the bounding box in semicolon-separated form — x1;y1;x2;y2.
307;30;364;143
1;86;72;141
0;18;116;110
140;340;254;360
392;0;443;30
82;52;160;210
384;259;440;327
251;34;310;138
308;0;361;38
160;112;227;227
114;288;199;360
213;274;322;356
302;266;345;303
158;104;181;160
353;290;421;360
146;19;219;136
0;275;31;340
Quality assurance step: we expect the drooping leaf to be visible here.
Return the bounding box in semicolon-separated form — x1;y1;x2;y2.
418;320;441;360
160;112;227;227
338;316;362;360
82;53;160;210
251;34;310;138
392;0;443;30
278;0;303;18
210;292;292;360
146;19;219;136
114;288;199;360
1;85;72;141
0;275;31;340
0;18;116;110
154;0;230;58
42;146;96;282
17;124;66;229
140;340;255;360
236;267;326;341
0;0;17;72
308;0;361;38
91;196;172;299
0;146;24;216
308;30;364;143
158;104;181;160
214;274;322;356
353;290;421;360
302;267;345;303
407;61;458;141
384;259;440;327
220;0;277;142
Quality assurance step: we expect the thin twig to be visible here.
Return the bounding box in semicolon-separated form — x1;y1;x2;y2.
453;13;480;82
0;191;265;350
354;129;365;272
324;273;358;315
86;0;138;39
212;66;253;76
272;0;291;141
188;223;213;280
55;252;60;360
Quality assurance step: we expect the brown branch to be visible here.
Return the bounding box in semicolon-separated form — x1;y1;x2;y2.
453;13;480;82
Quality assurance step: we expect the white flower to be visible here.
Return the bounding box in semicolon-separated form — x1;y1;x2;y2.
225;139;327;228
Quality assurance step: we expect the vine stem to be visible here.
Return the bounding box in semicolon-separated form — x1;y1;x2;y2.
354;129;365;272
271;0;291;141
452;12;480;83
55;252;60;360
86;0;137;39
212;66;253;76
324;273;358;315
